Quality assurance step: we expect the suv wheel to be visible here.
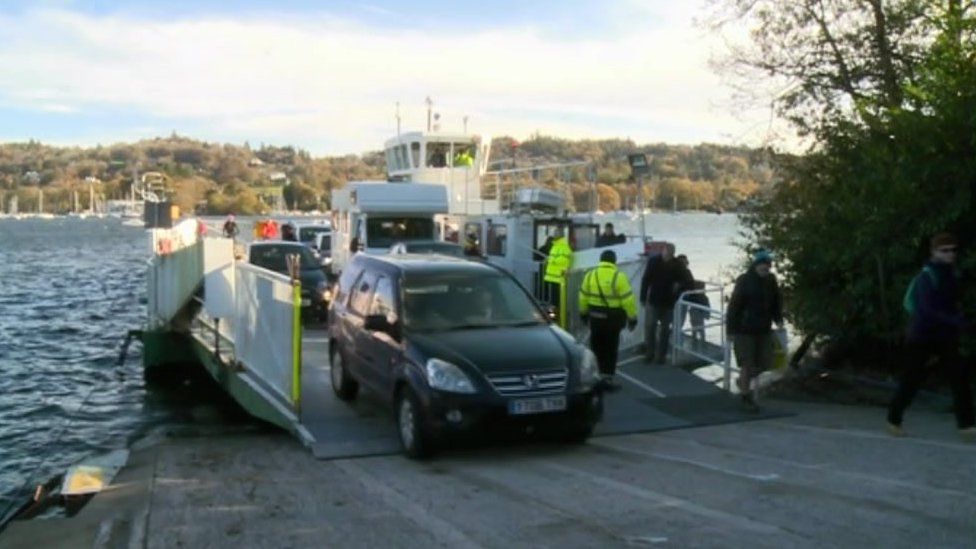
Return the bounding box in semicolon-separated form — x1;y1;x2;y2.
396;388;434;459
330;349;358;401
560;422;595;445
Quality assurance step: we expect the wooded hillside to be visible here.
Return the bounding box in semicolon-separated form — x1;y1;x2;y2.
0;133;778;214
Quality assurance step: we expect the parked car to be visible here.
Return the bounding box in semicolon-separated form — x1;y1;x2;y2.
247;241;330;322
328;253;603;458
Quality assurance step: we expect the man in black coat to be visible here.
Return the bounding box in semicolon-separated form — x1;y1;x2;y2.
726;249;784;411
639;243;689;363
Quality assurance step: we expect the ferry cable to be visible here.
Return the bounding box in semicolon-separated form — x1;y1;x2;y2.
0;331;139;532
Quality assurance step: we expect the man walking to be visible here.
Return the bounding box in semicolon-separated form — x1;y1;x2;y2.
726;249;784;412
639;243;682;363
579;250;638;389
887;233;975;439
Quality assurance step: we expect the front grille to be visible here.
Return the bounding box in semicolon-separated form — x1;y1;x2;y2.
487;370;567;397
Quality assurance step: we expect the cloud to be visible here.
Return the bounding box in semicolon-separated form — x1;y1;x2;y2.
0;3;782;154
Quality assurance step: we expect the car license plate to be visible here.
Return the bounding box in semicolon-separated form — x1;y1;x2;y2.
508;396;567;415
301;298;311;306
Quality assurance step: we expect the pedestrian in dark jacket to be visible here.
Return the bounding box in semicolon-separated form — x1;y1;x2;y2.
887;232;974;440
639;243;688;363
726;249;784;411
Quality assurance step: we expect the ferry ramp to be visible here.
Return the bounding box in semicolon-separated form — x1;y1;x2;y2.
144;220;784;460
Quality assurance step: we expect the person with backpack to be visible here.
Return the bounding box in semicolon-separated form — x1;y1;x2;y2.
887;232;975;440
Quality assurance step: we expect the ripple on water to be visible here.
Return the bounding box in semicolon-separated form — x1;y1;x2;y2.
0;218;159;513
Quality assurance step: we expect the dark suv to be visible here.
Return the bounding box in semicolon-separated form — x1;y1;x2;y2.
328;253;603;458
247;241;330;322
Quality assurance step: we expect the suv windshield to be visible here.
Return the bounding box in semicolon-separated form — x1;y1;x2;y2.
250;245;319;274
402;272;545;331
367;217;434;248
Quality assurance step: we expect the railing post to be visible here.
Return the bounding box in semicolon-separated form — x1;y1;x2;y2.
286;254;302;413
558;279;567;329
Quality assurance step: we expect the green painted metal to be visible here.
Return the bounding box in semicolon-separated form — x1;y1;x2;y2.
141;328;300;436
141;329;196;369
291;282;302;410
558;279;567;328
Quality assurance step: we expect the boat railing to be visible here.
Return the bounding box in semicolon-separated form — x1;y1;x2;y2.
223;263;299;409
147;219;204;328
148;221;301;414
672;283;732;390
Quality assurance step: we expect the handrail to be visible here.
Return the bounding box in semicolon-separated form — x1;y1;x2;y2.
672;282;732;391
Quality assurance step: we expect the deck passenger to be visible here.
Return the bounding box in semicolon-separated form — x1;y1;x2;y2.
579;250;638;389
542;228;574;315
222;214;239;239
639;243;682;363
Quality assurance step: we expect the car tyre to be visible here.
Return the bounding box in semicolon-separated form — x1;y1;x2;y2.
396;388;434;459
330;349;358;401
560;422;595;445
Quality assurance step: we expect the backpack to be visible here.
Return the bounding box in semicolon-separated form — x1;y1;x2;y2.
902;266;936;315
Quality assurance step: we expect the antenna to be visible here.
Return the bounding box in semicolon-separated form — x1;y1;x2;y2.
425;96;433;132
396;101;401;138
463;115;468;134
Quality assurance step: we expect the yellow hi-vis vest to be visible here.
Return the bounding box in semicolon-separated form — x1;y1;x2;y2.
543;237;573;283
579;261;638;319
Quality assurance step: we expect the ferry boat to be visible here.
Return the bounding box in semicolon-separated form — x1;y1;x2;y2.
133;111;733;459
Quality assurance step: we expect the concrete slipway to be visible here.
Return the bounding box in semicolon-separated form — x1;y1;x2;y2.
2;370;974;547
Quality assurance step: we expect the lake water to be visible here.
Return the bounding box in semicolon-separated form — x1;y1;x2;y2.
0;211;744;517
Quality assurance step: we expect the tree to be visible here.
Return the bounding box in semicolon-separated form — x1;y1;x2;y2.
595;183;621;212
711;0;976;366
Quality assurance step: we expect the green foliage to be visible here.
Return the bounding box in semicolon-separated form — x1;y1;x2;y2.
732;1;976;363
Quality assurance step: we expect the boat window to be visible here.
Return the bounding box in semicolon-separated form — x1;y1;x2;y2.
463;222;482;251
452;143;474;167
366;217;435;248
349;271;378;316
427;142;450;168
317;234;331;253
385;148;396;172
399;145;409;170
487;223;507;257
410;142;421;169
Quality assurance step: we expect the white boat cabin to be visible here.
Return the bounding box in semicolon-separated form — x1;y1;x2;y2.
384;132;499;215
451;188;642;293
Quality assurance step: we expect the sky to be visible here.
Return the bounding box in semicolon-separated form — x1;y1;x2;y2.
0;0;782;155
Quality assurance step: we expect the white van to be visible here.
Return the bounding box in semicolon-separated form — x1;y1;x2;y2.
330;181;449;273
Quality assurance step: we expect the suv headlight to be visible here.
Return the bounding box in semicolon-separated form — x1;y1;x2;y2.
425;358;477;394
579;348;601;388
